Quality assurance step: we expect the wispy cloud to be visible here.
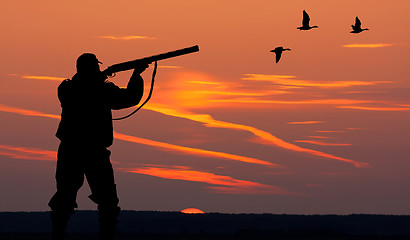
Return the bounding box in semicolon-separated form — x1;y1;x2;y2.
146;104;369;167
342;43;393;48
337;106;410;111
150;71;390;111
151;71;300;109
11;70;376;110
9;74;66;81
308;136;331;139
123;165;294;195
193;91;277;97
0;104;61;119
242;74;388;88
287;121;324;125
0;145;56;161
242;74;297;81
210;99;371;105
294;140;351;146
207;186;297;195
97;35;156;40
187;81;222;85
316;130;345;133
0;103;367;167
342;90;387;94
114;132;276;167
0;104;275;167
149;65;183;69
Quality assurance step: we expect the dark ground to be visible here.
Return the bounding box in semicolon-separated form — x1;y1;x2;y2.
2;233;410;240
1;211;410;240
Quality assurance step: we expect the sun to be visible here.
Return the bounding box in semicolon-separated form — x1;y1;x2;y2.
180;208;205;214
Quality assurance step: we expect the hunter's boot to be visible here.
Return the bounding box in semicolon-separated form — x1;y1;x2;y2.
99;217;118;240
98;206;120;240
50;211;70;240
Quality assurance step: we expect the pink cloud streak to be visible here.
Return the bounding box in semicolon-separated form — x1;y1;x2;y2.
0;145;56;161
124;165;294;195
0;104;275;167
287;121;324;125
294;140;352;146
146;104;369;167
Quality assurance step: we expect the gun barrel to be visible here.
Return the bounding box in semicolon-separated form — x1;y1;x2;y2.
103;45;199;76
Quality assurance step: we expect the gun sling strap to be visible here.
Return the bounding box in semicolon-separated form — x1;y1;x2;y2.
113;61;158;121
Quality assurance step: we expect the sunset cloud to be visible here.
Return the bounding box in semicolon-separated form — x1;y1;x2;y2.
149;65;183;69
143;71;384;111
150;71;298;109
241;74;387;88
342;43;393;48
10;74;66;81
210;99;371;105
346;128;363;130
308;136;331;139
207;186;296;195
97;35;156;40
124;165;293;195
294;140;351;146
187;81;222;85
114;132;276;167
0;104;368;167
337;106;410;111
17;70;378;111
0;104;61;119
241;74;297;81
316;131;345;133
146;104;369;167
0;102;369;167
287;121;324;125
0;104;275;167
193;90;276;97
0;145;56;161
0;103;368;168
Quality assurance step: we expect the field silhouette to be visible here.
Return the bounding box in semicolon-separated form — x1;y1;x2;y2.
1;211;410;239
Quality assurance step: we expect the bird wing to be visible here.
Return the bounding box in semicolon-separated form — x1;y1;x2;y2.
302;10;310;26
355;17;361;28
275;51;282;63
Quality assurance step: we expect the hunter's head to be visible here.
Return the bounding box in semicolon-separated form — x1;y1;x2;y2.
76;53;102;74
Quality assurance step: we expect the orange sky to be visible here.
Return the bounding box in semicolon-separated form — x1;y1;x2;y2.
1;0;410;214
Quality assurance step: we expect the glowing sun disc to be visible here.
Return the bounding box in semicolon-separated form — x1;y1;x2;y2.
181;208;205;214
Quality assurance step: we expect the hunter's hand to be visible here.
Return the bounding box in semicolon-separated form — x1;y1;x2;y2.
133;62;149;75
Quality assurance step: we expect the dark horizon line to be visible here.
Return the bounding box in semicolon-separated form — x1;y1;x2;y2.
1;210;410;216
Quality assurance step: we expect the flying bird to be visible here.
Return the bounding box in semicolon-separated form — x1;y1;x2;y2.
270;47;291;63
297;10;318;30
350;16;369;33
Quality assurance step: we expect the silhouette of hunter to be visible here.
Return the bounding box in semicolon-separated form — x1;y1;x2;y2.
49;53;148;240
